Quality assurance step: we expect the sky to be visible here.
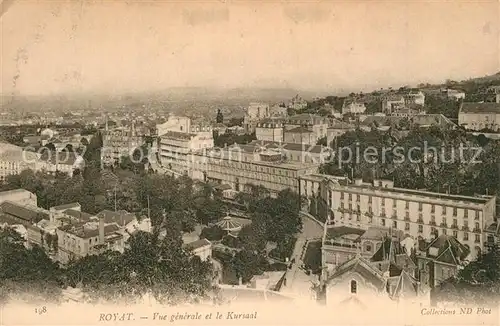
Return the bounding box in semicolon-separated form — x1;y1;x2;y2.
1;0;499;96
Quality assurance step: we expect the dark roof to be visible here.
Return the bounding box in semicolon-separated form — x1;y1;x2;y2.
51;202;81;211
184;238;211;250
392;270;418;298
424;235;470;265
325;226;365;241
160;131;197;140
0;201;49;223
371;237;416;274
63;209;94;222
59;222;120;239
327;256;387;291
286;126;313;133
460;102;500;114
96;210;136;227
248;140;330;154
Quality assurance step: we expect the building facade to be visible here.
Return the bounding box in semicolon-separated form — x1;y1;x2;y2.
0;142;39;182
0;189;38;206
319;178;497;261
342;101;367;115
255;119;285;142
458;102;500;132
189;145;320;196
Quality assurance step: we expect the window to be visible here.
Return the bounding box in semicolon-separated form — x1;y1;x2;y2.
453;230;458;237
431;205;435;213
340;192;344;200
368;196;372;204
475;211;480;220
393;221;397;228
348;194;352;201
418;202;423;211
381;198;385;207
393;200;397;208
349;204;352;211
442;229;447;235
442;206;447;214
405;201;409;209
405;223;410;230
341;202;344;209
464;210;468;219
381;219;386;226
464;220;469;228
350;280;357;294
405;212;409;219
475;234;480;243
356;195;360;202
464;232;469;241
453;207;457;216
475;222;480;230
418;225;423;233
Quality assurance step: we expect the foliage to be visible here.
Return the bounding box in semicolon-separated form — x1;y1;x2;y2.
434;244;500;305
200;225;225;241
213;131;256;147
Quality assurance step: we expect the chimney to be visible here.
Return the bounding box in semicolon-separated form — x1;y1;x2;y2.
99;216;105;245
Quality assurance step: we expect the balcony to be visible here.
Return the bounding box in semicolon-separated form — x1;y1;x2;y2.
391;214;398;220
440;222;448;228
429;221;436;226
417;218;424;224
451;224;459;230
473;228;481;233
462;226;470;231
404;216;411;221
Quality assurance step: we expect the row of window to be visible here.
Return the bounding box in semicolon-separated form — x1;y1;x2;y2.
339;195;481;219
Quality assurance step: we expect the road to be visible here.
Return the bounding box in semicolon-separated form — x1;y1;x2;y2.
282;212;323;298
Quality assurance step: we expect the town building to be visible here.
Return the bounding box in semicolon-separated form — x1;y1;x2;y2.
404;90;426;106
243;103;270;133
189;144;320;196
101;122;144;166
318;177;497;261
416;235;469;288
359;114;456;131
36;151;85;177
156;115;192;136
247;140;333;164
255;118;285;142
56;217;124;264
341;100;367;115
184;238;212;261
382;95;406;115
0;189;38;206
284;114;329;145
0;142;39;182
443;89;466;100
326;121;356;146
389;106;427;118
287;95;308;111
458;102;500;132
269;104;288;117
158;131;214;174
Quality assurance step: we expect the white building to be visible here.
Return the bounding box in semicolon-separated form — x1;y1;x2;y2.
0;142;39;182
458;102;500;132
319;177;497;261
243;103;270;133
255;118;285;142
342;101;367;115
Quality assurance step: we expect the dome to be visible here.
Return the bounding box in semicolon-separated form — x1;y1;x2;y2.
215;215;242;233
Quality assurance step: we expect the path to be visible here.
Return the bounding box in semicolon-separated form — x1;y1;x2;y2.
282;212;323;298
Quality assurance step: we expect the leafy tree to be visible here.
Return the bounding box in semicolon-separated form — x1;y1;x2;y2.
216;109;224;123
200;225;225;241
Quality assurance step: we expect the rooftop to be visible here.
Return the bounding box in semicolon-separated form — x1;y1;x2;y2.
51;202;81;211
96;210;136;227
184;238;211;250
160;131;197;141
460;102;500;114
0;201;49;223
63;209;95;222
338;182;493;205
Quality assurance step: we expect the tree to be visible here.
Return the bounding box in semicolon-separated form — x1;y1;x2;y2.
216;109;224;123
200;225;225;241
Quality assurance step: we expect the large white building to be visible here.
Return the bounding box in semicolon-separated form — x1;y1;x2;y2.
0;189;38;206
458;102;500;132
0;142;38;182
318;177;497;261
156;115;214;174
341;100;367;115
189;144;320;196
255;118;285;142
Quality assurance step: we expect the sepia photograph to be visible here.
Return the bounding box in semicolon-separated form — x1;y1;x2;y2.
0;0;499;325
